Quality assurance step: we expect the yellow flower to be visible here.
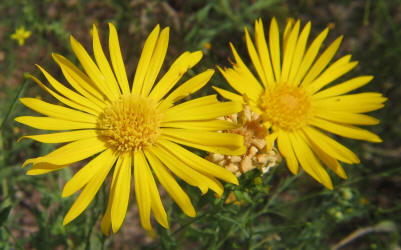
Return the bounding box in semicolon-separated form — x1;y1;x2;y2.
11;26;31;46
215;18;386;189
16;23;245;234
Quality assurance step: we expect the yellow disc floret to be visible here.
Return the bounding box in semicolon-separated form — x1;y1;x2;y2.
97;94;162;152
259;84;311;131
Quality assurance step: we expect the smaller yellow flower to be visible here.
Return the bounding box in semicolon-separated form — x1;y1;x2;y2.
11;27;32;46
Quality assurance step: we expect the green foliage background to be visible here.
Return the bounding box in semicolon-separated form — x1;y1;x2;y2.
0;0;400;249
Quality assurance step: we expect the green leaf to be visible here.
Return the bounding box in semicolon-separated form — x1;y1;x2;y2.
0;77;28;131
233;190;243;201
0;205;12;226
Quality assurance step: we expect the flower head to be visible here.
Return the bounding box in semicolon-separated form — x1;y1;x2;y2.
216;18;386;189
11;26;31;46
16;23;246;234
208;105;281;176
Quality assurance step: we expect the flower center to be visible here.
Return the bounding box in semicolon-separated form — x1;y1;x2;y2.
97;94;162;152
258;84;310;131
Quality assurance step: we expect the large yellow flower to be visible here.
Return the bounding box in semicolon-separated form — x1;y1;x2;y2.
16;24;245;234
215;18;386;189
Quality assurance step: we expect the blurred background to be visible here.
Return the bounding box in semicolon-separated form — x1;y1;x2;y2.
0;0;400;249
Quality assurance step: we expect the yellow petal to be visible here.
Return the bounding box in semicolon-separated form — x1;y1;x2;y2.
281;20;300;82
162;119;237;131
245;28;267;86
101;156;124;235
315;110;380;125
276;131;299;174
212;86;244;103
144;150;196;217
293;27;329;85
36;65;103;113
310;117;382;142
300;36;343;86
221;41;265;99
19;98;97;124
19;130;97;143
313;93;387;113
70;35;117;101
158;139;238;185
254;19;275;86
142;154;168;228
151;144;222;195
265;132;279;150
27;74;99;116
305;56;357;94
149;51;202;101
218;62;263;102
307;138;347;179
282;18;295;52
269;17;281;81
289;132;333;189
91;24;122;97
108;23;130;95
288;21;311;84
162;95;217;118
302;126;360;164
132;25;160;95
63;154;115;225
52;53;107;107
150;145;207;194
15;116;97;131
312;76;373;99
62;149;117;197
111;153;131;233
159;69;215;110
141;27;170;97
134;151;152;230
25;137;106;166
163;98;242;122
26;163;67;175
100;207;112;236
161;129;245;155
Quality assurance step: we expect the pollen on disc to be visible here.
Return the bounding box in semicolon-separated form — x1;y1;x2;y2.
97;95;162;152
259;84;311;131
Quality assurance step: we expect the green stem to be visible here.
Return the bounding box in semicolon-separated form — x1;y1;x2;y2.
172;191;231;235
0;78;28;131
4;225;24;250
0;131;7;197
252;174;298;219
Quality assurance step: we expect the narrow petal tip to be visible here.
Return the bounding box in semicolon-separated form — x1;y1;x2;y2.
372;137;383;143
108;22;117;32
191;50;203;61
231;176;239;185
61;187;71;198
16;136;25;142
112;222;122;234
63;215;73;226
22;158;35;168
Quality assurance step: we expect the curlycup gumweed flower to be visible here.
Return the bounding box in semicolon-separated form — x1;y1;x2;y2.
214;18;386;189
16;23;246;234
